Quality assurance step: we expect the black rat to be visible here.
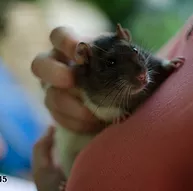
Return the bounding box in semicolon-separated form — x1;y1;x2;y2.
44;24;185;181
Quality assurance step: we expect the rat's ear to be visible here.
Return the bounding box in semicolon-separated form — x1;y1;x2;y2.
123;29;132;41
116;23;132;42
75;42;92;64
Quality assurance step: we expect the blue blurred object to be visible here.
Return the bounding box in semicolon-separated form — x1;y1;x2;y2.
0;59;48;177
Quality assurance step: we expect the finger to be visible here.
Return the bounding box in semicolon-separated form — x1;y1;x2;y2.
31;52;74;88
50;48;69;63
45;87;97;124
41;126;55;144
33;168;66;191
50;27;79;62
50;108;103;133
33;126;55;163
45;88;103;133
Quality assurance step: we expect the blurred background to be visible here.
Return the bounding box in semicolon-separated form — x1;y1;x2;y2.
0;0;192;190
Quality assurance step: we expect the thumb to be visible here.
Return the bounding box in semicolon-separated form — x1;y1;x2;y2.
33;126;55;167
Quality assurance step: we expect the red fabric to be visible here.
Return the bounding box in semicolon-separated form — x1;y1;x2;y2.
67;16;193;191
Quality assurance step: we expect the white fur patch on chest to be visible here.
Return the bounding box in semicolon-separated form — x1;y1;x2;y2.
82;92;122;122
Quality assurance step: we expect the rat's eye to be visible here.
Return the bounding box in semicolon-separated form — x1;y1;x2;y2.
132;47;138;53
107;58;116;67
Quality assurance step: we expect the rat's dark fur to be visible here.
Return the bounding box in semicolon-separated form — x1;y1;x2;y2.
73;32;176;117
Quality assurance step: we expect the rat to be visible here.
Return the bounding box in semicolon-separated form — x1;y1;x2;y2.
43;24;185;182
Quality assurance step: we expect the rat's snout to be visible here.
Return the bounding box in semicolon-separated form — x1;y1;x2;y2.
136;72;148;85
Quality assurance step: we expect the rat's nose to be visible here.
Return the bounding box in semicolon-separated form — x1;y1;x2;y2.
136;73;147;85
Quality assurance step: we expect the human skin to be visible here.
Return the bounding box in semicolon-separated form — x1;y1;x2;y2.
32;126;65;191
32;27;101;191
32;27;101;133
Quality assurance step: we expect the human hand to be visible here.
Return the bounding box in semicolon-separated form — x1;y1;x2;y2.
31;27;102;133
32;126;65;191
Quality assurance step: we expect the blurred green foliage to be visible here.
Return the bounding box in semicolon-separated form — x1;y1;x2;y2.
79;0;190;51
0;0;192;50
130;12;184;51
81;0;139;29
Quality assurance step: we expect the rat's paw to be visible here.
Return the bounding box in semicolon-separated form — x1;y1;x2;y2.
169;57;185;69
59;181;67;191
112;113;130;124
162;57;185;70
186;25;193;40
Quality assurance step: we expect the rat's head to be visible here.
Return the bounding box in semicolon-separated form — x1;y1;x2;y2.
74;24;150;109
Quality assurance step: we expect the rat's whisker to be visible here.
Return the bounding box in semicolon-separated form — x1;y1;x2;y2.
144;54;153;67
108;83;126;124
121;84;127;114
142;87;148;95
92;82;121;118
83;79;113;111
149;80;155;84
92;55;113;65
148;67;159;75
106;80;125;111
126;85;132;110
124;84;132;111
85;79;113;102
118;81;131;123
119;80;128;105
92;45;109;53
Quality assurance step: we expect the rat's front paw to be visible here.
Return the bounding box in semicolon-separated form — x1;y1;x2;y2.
59;181;67;191
186;25;193;40
169;57;185;69
112;113;130;124
161;57;185;70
